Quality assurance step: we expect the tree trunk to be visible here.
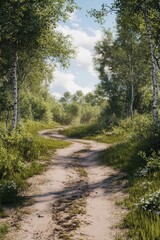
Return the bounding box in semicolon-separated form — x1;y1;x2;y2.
17;88;21;123
128;55;134;118
129;82;134;118
5;111;9;129
144;0;159;122
11;53;18;130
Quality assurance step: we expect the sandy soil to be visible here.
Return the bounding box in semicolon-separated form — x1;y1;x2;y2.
6;129;126;240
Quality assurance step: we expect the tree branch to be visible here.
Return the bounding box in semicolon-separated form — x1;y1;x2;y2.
153;54;160;70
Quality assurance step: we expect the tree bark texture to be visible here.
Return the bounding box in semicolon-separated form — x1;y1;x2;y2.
12;53;18;130
128;55;134;118
144;0;159;122
129;82;134;118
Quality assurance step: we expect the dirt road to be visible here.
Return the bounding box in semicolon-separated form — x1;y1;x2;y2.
7;130;126;240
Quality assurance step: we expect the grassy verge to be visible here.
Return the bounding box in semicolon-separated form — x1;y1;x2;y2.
100;135;160;239
101;128;160;240
62;115;160;239
22;120;58;135
61;123;127;144
61;123;100;138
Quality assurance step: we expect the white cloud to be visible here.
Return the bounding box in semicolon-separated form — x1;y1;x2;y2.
71;22;81;29
50;70;92;98
52;16;102;97
69;11;78;22
68;11;82;29
53;92;63;99
57;24;102;79
76;47;92;66
57;25;102;50
88;65;98;78
75;47;98;78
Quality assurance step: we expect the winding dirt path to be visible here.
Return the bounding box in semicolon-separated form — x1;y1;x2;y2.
7;129;126;240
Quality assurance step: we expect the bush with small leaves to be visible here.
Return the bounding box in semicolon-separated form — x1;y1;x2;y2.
0;181;18;204
139;190;160;215
137;151;160;177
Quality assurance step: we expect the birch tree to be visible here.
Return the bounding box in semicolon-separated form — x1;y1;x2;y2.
93;29;151;118
0;0;76;130
143;0;158;122
90;0;160;122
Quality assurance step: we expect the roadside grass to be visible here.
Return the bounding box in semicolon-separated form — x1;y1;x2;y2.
99;124;160;239
61;113;151;144
61;123;127;144
22;120;58;135
63;115;160;239
100;139;146;175
61;123;100;137
100;127;160;239
0;223;9;240
87;132;127;144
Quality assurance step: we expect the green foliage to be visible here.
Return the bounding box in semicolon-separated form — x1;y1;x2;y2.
123;210;160;240
0;181;18;204
0;223;9;240
53;91;102;126
113;113;151;135
100;115;160;174
0;120;69;206
98;118;160;239
22;120;57;135
0;0;76;129
122;164;160;240
19;162;44;180
139;190;160;215
80;104;100;124
61;123;100;138
62;113;152;145
101;140;144;174
138;151;160;176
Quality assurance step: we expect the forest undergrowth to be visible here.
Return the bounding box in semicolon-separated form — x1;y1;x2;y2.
62;113;160;240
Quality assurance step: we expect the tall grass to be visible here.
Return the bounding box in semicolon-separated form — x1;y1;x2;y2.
101;118;160;239
63;114;160;239
0;120;69;205
61;123;100;137
22;120;58;135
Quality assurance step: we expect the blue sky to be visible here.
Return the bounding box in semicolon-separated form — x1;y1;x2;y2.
50;0;116;99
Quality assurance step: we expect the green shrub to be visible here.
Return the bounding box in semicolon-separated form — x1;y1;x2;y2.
113;113;151;135
100;119;160;239
0;180;18;204
18;134;40;161
139;190;160;215
138;151;160;176
22;120;57;135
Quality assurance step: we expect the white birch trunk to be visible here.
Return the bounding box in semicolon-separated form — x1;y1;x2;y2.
128;55;134;118
144;0;159;122
12;53;18;130
17;88;21;123
130;82;134;118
